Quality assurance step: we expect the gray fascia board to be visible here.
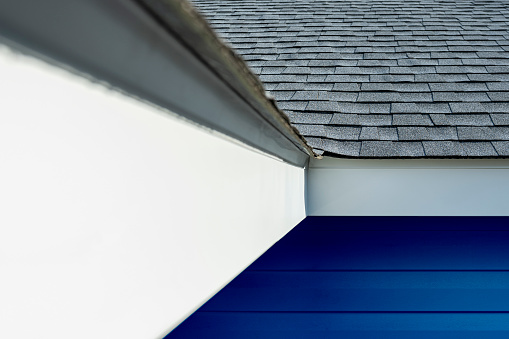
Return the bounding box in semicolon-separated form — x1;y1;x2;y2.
0;0;311;167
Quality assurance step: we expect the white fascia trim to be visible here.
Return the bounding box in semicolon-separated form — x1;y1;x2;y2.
311;157;509;169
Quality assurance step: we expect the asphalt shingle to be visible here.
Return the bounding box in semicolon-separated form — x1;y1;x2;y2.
360;141;425;157
322;139;361;156
359;127;379;140
492;141;509;155
422;141;466;156
194;0;509;158
457;127;509;140
288;112;333;124
325;126;361;140
430;114;493;126
462;142;498;156
393;114;433;126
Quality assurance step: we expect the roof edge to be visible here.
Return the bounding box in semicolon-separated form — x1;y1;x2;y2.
137;0;317;159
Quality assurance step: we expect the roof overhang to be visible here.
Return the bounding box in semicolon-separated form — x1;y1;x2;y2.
0;0;314;167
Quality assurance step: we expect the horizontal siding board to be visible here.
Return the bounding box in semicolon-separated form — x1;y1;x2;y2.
293;216;509;231
171;329;509;339
201;272;509;311
249;230;509;270
170;313;509;336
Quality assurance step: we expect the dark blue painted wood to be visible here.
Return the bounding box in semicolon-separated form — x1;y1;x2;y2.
249;217;509;270
200;271;509;311
171;313;509;338
165;217;509;338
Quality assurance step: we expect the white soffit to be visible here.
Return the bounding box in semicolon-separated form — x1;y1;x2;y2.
308;157;509;216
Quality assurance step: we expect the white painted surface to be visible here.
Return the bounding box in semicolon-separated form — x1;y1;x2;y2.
0;47;306;338
308;157;509;216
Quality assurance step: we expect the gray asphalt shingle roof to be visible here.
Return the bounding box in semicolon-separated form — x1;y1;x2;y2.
192;0;509;158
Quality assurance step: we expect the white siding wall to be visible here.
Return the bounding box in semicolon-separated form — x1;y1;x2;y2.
308;157;509;216
0;47;306;338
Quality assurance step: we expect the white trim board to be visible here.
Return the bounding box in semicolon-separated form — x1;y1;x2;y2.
308;157;509;216
0;48;306;339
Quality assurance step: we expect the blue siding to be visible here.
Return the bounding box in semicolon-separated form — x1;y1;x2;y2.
167;217;509;338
